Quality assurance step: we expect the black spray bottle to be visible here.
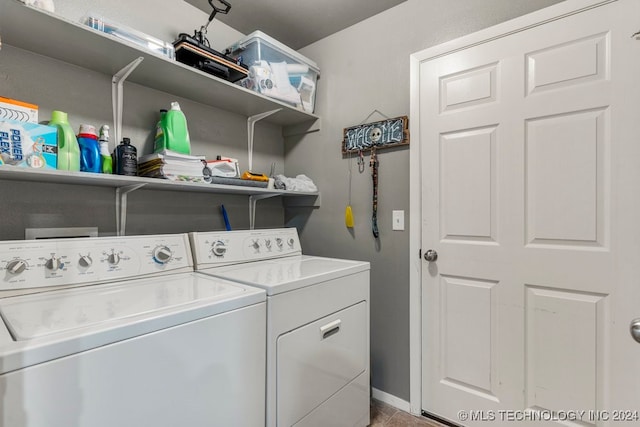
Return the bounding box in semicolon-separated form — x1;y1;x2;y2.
113;137;138;176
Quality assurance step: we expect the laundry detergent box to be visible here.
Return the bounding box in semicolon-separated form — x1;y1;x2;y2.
225;31;320;113
0;120;57;169
0;96;38;123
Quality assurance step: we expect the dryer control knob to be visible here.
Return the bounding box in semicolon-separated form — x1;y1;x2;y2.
265;239;272;250
79;255;93;268
275;238;283;249
6;259;27;275
287;238;295;248
252;240;261;251
45;256;62;271
153;246;173;264
211;241;227;257
107;252;121;266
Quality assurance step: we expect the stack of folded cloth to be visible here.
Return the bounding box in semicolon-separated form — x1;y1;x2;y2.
210;176;268;188
274;174;318;192
138;149;207;182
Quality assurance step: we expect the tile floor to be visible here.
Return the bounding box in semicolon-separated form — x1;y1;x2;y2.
369;399;449;427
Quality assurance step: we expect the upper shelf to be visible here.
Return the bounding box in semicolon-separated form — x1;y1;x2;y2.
0;0;319;127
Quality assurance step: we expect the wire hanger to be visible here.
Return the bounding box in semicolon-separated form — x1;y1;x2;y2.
360;109;390;125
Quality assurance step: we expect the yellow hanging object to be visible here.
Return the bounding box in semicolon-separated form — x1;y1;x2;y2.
345;205;354;228
345;150;355;228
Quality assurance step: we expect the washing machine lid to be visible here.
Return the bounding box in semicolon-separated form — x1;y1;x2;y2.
0;272;265;341
207;255;370;295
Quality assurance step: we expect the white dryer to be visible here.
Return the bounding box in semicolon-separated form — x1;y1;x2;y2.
0;234;266;427
190;228;371;427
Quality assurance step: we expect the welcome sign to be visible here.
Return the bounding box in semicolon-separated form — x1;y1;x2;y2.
342;116;409;153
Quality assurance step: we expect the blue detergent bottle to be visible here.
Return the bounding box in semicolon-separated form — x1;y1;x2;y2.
77;124;101;173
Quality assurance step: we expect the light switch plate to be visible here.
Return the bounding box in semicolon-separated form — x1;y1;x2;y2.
392;210;404;231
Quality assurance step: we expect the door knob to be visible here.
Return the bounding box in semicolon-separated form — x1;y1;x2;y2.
424;249;438;262
631;318;640;344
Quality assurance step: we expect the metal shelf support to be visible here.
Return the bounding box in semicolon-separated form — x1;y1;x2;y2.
111;57;145;236
116;184;146;236
249;193;280;230
247;109;281;171
247;108;281;230
112;56;144;145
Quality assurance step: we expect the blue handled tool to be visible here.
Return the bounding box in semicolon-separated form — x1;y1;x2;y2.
221;204;232;231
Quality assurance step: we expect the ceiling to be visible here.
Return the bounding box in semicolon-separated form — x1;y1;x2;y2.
184;0;407;50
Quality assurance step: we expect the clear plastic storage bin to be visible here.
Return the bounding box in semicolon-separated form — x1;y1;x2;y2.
83;15;175;60
226;31;320;113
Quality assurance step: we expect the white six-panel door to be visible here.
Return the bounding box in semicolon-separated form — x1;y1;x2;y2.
414;0;640;424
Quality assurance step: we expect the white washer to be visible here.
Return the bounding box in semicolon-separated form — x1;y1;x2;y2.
190;228;370;427
0;234;266;427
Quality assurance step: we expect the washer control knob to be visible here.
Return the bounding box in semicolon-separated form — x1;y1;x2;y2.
6;259;27;275
45;256;62;271
265;239;272;250
78;255;93;268
153;246;173;264
287;238;295;248
276;238;283;249
107;252;121;266
211;241;227;257
252;240;261;251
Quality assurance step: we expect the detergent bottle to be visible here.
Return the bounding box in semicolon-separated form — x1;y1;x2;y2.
98;125;112;174
161;102;191;155
112;137;138;176
77;124;101;173
153;109;168;153
48;110;80;171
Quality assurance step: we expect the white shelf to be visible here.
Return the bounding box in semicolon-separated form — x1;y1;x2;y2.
0;0;319;127
0;167;319;198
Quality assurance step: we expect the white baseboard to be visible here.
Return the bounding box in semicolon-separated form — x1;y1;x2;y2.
371;387;411;413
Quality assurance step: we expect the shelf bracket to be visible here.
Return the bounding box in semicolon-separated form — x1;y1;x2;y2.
112;56;144;145
283;193;321;208
116;183;146;236
247;109;281;171
282;117;321;138
249;193;280;230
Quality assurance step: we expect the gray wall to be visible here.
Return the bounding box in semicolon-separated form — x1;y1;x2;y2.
0;0;285;239
1;0;565;405
289;0;563;401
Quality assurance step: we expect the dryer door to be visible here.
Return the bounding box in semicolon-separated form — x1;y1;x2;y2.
277;301;367;426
